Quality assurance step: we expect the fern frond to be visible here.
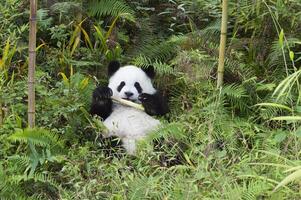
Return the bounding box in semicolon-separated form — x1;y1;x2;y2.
7;155;30;170
130;36;186;76
134;55;174;75
223;180;270;200
197;19;221;42
150;122;186;141
9;173;59;188
268;40;284;69
137;122;186;154
88;0;135;21
125;18;156;55
131;36;186;62
222;84;247;99
51;2;81;13
9;128;64;149
221;84;249;112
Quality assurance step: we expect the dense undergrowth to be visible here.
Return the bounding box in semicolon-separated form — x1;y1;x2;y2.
1;0;301;199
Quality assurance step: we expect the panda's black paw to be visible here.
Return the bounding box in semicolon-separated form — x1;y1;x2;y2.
93;86;113;101
138;93;153;102
139;92;169;116
139;93;157;115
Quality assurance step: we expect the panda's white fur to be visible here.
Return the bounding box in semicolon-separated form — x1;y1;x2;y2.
103;65;160;154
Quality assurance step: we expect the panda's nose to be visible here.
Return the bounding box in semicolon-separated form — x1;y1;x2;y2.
125;91;134;97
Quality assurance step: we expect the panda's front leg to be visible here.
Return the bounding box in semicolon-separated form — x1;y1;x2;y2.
138;92;169;116
122;138;136;155
90;86;113;120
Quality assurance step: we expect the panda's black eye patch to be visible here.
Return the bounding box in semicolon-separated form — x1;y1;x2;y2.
117;81;125;92
134;82;142;93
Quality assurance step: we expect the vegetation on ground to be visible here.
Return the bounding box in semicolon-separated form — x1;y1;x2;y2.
1;0;301;199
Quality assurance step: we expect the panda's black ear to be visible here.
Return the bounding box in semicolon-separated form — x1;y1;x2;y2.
108;61;120;77
142;65;155;79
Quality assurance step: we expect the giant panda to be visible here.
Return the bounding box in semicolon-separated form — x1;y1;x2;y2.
90;61;169;154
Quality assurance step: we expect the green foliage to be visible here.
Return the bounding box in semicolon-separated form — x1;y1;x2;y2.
131;36;186;61
1;0;301;199
88;0;135;21
9;128;64;175
221;84;249;113
9;128;64;149
51;1;82;24
0;128;62;200
0;0;28;43
134;55;174;75
222;181;271;200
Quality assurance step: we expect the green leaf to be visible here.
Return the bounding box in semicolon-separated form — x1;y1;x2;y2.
289;51;294;61
274;131;287;143
279;29;284;47
295;126;301;138
271;116;301;122
274;168;301;192
256;103;293;112
295;106;301;113
58;72;69;86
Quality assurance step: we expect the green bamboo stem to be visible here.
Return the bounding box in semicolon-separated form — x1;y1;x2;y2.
28;0;37;128
217;0;228;88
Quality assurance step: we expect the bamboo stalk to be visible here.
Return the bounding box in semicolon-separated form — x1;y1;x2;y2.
0;103;2;126
217;0;228;88
76;2;82;48
112;97;144;111
28;0;37;128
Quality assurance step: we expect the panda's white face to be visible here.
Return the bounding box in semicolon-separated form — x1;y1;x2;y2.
108;65;156;102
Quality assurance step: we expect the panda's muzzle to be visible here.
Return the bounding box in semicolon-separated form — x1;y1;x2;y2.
124;91;134;98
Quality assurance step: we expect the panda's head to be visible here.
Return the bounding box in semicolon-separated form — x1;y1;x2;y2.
107;61;156;102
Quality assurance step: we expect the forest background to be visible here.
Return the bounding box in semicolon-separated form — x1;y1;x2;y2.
1;0;301;199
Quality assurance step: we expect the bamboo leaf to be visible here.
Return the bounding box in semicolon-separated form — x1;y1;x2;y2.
0;59;3;70
70;65;73;77
256;103;293;112
80;26;93;49
58;72;69;86
3;38;11;63
36;43;46;51
105;16;119;40
79;78;89;89
289;51;294;61
274;168;301;192
271;116;301;121
71;37;80;56
94;25;107;52
68;25;81;50
273;70;301;100
284;166;301;173
279;29;284;47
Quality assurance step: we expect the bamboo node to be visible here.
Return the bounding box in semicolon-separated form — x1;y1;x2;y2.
29;17;37;21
